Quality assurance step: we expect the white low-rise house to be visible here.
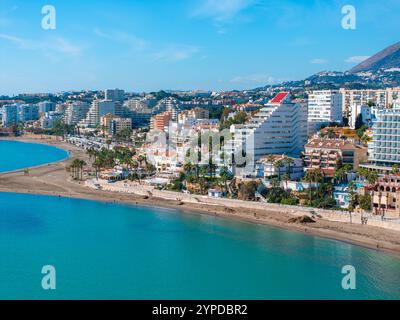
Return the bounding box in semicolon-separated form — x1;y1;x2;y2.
333;185;350;209
208;188;224;198
262;180;320;192
255;155;304;180
99;166;129;181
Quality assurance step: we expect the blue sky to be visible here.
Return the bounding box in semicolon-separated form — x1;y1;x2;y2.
0;0;399;95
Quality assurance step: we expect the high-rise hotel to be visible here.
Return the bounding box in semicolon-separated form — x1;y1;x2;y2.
225;92;308;171
369;107;400;169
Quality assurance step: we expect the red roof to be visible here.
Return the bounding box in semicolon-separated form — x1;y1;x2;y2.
270;92;290;104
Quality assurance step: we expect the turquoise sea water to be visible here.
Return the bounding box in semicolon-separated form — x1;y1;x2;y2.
0;140;68;172
0;141;399;300
0;193;399;300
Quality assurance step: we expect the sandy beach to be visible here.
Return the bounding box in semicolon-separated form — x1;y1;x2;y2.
1;135;400;256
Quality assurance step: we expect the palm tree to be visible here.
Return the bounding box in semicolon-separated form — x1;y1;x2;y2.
348;181;357;224
334;167;346;184
283;157;294;179
78;159;87;180
304;170;315;201
282;173;290;194
145;163;156;177
87;148;96;162
93;159;103;180
198;177;207;195
106;139;112;150
274;160;284;181
304;169;324;202
70;159;81;180
313;168;325;183
219;166;230;194
366;171;378;184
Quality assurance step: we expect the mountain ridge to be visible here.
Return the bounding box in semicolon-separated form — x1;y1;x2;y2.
350;42;400;73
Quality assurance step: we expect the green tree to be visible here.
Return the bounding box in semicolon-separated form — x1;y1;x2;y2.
219;166;230;194
359;194;372;211
354;114;364;130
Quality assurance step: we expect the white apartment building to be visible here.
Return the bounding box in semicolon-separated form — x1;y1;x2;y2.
349;104;372;129
1;104;39;126
154;98;180;121
307;90;343;135
17;104;39;122
225;92;308;173
37;101;56;113
1;104;18;127
64;102;90;126
340;88;400;117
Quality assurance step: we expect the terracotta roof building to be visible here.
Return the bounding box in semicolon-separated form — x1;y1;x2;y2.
304;138;368;177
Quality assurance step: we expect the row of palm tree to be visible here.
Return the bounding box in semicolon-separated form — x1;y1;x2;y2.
304;168;325;201
69;159;87;180
87;147;155;180
356;167;378;184
182;162;233;195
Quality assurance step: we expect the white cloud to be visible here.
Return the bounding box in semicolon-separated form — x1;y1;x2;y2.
0;33;83;58
310;58;328;65
153;45;200;62
94;28;148;51
193;0;256;22
345;56;371;64
0;33;26;46
230;74;277;84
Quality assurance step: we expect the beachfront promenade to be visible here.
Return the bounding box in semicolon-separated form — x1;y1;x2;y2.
86;179;400;232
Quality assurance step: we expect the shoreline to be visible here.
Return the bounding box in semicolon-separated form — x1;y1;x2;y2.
1;135;400;257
